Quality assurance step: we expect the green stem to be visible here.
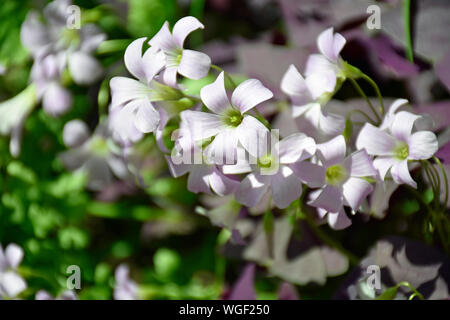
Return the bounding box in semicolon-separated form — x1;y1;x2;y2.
211;64;237;88
397;282;424;300
434;156;449;211
349;78;382;124
402;0;414;62
299;200;359;266
360;73;385;117
347;109;377;125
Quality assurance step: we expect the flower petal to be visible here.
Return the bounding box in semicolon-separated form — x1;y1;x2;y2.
290;161;326;188
308;185;343;213
68;52;103;85
5;244;23;269
408;131;439;160
305;70;336;99
345;149;377;177
231;79;273;114
270;166;303;209
133;99;160;133
235;173;270;207
317;109;345;137
148;21;178;52
280;65;312;105
356;123;396;156
42;82;73;116
63;119;90;148
305;54;337;77
159;66;178;88
200;72;230;114
278;133;316;164
317;28;346;62
187;165;213;194
124;37;147;81
209;166;239;196
172;16;204;48
110;77;151;108
178;49;211;80
165;155;191;178
316;135;346;167
390;111;421;141
391;160;417;188
373;156;397;180
1;271;26;298
327;209;352;230
180;110;223;140
204;129;239;165
342;177;373;212
237;115;270;158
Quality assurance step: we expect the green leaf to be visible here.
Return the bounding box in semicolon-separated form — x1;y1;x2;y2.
376;286;398;300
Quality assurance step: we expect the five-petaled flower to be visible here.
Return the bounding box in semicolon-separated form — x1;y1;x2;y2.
356;99;439;188
305;135;378;229
182;72;274;164
148;16;212;87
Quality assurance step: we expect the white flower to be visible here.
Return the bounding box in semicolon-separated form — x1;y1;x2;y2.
356;99;439;188
230;133;316;209
181;72;273;164
0;243;27;299
0;84;37;157
148;16;211;86
59;120;130;191
281;64;344;141
114;264;139;300
304;135;378;230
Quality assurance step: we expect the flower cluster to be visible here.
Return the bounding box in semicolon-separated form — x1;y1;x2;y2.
108;19;440;231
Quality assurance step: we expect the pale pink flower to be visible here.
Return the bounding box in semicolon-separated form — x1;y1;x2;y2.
304;135;378;229
181;72;273;164
0;243;27;299
356;100;438;188
114;264;139;300
232;133;316;209
109;38;169;137
148;16;211;86
281;64;344;141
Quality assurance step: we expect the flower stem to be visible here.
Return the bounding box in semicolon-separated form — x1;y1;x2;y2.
396;282;424;300
360;73;385;117
434;156;449;211
211;64;237;88
347;109;377;125
402;0;414;62
298;199;359;266
349;78;382;124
